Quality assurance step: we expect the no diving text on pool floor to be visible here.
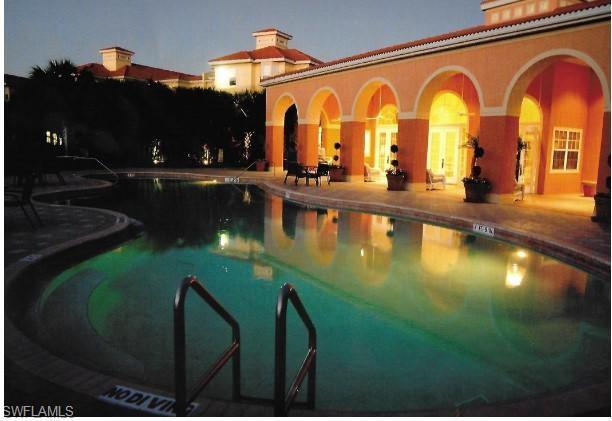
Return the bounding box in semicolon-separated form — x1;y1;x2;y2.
99;385;199;416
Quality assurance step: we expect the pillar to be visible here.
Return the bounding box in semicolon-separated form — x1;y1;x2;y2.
479;115;520;203
265;124;284;175
297;123;319;166
596;111;611;193
398;118;429;191
339;120;365;183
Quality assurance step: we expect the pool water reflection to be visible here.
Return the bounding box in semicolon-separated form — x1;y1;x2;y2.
27;180;610;412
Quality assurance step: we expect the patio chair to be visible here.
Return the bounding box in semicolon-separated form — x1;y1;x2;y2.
284;162;303;184
5;173;43;228
284;162;312;185
426;169;446;190
364;164;382;182
314;163;331;186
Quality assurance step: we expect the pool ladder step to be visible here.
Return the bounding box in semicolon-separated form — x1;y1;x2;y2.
173;276;316;417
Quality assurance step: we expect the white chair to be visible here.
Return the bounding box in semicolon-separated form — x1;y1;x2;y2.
426;169;446;190
364;164;382;182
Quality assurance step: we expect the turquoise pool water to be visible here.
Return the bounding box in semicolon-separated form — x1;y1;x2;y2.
24;180;610;411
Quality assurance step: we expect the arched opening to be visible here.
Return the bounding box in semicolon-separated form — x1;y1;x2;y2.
283;104;298;168
354;83;400;179
518;95;543;194
506;54;607;198
427;91;469;184
307;89;342;163
416;70;482;189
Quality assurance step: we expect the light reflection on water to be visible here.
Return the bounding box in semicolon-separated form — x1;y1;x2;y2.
30;180;610;412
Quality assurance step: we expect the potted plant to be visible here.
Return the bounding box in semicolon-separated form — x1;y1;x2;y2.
592;154;610;223
386;144;407;191
462;135;491;203
255;158;268;171
329;142;345;182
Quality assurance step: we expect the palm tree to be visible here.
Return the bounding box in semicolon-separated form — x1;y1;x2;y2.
30;59;78;83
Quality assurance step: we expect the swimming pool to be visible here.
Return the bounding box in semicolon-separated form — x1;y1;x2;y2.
17;179;610;412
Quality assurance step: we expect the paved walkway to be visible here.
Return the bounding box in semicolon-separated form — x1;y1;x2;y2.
4;168;610;417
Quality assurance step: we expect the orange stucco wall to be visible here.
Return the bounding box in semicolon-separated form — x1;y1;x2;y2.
265;20;610;197
542;62;591;193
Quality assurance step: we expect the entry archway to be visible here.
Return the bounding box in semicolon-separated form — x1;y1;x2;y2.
306;87;342;163
505;51;608;196
416;70;482;187
352;79;401;180
268;94;299;171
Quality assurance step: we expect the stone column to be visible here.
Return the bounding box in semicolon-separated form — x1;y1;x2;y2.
479;115;520;203
398;117;429;191
339;120;366;183
297;122;319;166
596;111;611;193
265;124;284;175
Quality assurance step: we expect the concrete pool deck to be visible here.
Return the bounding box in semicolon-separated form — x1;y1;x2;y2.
4;169;610;416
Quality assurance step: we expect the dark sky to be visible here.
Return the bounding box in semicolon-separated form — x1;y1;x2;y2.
5;0;483;77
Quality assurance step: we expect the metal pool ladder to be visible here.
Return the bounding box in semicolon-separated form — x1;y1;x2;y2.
173;275;241;416
274;283;317;417
173;278;316;417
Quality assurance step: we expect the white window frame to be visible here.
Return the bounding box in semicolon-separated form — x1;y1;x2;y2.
550;127;582;173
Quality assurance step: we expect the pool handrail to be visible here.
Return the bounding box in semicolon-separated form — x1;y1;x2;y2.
173;275;241;416
228;160;258;183
274;283;317;416
56;155;119;184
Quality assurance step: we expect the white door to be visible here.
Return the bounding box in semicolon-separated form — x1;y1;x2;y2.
428;127;460;184
519;125;541;194
375;127;397;171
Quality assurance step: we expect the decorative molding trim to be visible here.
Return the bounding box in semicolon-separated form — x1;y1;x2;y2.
480;0;519;11
412;65;485;117
480;106;508;116
340;115;354;122
261;4;610;87
397;112;417;120
350;77;402;119
305;86;343;121
297;118;318;125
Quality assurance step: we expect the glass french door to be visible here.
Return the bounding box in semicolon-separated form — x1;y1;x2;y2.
428;127;460;184
375;126;397;171
518;124;541;194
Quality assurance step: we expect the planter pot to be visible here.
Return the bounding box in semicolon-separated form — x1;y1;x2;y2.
329;166;345;182
255;160;268;171
592;194;610;223
463;179;491;203
386;173;407;191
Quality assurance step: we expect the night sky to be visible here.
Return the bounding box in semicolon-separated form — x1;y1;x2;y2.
5;0;483;77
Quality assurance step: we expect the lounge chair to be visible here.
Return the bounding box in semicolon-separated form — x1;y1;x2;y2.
364;164;382;182
5;173;43;228
426;169;446;190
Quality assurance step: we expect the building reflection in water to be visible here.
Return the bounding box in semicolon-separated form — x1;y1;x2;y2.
209;191;608;363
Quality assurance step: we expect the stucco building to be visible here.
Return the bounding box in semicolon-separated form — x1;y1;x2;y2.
261;0;610;204
208;28;322;92
78;46;204;89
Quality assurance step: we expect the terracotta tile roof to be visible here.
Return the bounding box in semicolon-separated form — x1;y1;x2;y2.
78;62;201;82
264;0;610;82
209;45;323;64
